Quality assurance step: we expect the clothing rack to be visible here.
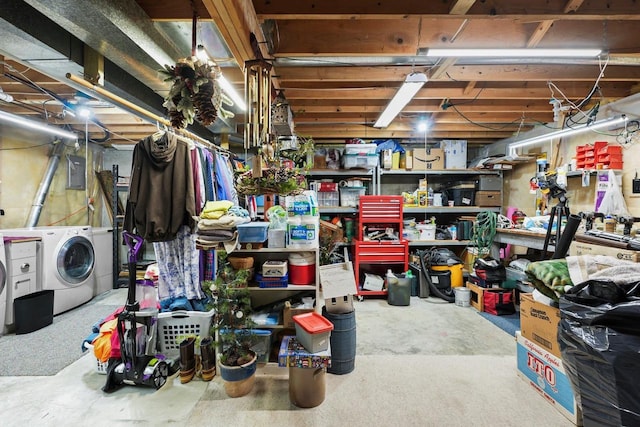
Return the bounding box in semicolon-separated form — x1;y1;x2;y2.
65;72;235;157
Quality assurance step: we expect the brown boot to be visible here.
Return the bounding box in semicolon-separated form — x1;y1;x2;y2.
179;337;196;384
200;336;216;381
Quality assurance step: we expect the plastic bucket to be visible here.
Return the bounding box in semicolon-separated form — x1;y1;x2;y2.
322;307;356;375
289;366;326;408
289;252;316;285
454;287;471;307
416;223;436;240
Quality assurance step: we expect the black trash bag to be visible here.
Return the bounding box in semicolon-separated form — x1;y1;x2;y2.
559;279;640;427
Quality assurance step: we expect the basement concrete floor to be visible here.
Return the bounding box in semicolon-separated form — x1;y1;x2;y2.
0;290;575;427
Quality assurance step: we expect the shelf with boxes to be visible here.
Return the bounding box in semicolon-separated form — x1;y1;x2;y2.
231;247;320;322
307;167;376;212
224;246;320;365
574;141;624;170
376;168;502;250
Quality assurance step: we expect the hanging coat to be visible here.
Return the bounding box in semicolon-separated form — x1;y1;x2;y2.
124;132;196;242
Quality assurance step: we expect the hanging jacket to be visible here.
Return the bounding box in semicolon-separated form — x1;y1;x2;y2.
124;132;196;242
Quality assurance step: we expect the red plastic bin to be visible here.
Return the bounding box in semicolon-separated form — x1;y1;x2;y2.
597;144;623;155
604;161;624;169
293;312;334;353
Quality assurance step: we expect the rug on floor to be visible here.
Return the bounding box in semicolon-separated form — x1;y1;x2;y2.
0;291;123;377
477;311;520;336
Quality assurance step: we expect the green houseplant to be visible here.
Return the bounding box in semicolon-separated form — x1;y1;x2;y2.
203;251;258;397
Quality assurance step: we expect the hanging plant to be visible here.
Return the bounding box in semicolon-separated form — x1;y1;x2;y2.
235;166;308;196
159;56;234;129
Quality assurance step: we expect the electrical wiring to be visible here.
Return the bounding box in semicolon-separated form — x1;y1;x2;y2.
3;72;111;144
547;55;609;122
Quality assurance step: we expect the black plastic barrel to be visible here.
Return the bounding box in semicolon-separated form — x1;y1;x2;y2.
322;307;356;375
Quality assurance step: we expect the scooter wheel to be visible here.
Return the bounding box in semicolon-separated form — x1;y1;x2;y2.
152;361;169;389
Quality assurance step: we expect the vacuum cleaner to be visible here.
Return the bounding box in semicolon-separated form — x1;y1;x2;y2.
103;231;168;392
418;247;464;303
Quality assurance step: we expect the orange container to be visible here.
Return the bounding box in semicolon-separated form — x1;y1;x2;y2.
604;161;624;170
597;144;623;155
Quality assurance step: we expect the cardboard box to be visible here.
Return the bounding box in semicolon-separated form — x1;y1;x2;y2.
413;148;444;170
475;190;502;207
363;273;384;291
519;293;562;357
570;241;640;262
278;335;331;368
283;301;315;328
516;332;582;426
441;140;467;169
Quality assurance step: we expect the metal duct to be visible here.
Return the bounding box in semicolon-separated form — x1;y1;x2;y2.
25;142;65;227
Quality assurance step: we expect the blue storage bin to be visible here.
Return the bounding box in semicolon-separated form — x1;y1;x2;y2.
255;273;289;288
237;222;269;243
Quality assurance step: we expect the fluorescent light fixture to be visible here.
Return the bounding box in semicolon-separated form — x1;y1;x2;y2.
0;110;78;140
374;72;428;128
217;74;246;111
423;48;602;58
508;115;627;155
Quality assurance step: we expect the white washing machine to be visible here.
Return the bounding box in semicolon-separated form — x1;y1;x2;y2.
91;227;113;296
2;226;95;315
0;234;6;337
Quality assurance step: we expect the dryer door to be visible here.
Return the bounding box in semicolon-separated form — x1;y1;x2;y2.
56;236;95;286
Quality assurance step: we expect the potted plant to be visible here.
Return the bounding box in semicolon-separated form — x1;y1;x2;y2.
203;251;258;398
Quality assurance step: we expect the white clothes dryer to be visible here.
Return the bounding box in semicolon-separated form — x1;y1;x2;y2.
2;226;95;315
0;234;7;337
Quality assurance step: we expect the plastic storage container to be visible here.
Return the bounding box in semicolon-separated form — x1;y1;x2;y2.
343;153;378;169
255;273;289;288
340;187;367;207
237;222;270;243
261;260;288;277
136;279;158;310
289;252;316;285
293;312;334;353
157;309;215;358
344;143;377;155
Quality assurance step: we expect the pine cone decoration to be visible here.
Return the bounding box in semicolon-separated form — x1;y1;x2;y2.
193;80;218;126
168;95;187;128
160;56;224;128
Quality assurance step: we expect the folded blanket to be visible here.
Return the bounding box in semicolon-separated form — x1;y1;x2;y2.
590;263;640;285
196;231;238;254
197;215;251;230
566;254;631;285
200;201;234;220
197;230;235;240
